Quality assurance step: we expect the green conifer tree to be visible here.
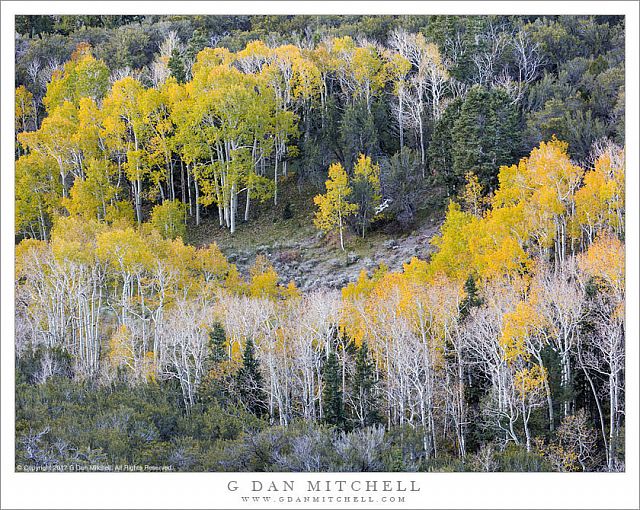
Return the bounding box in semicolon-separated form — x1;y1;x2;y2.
185;28;209;64
428;97;463;193
208;322;227;363
322;348;344;427
352;341;379;427
168;48;186;84
452;85;521;191
460;274;483;318
236;338;267;417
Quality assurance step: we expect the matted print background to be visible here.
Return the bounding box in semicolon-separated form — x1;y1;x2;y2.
1;1;638;509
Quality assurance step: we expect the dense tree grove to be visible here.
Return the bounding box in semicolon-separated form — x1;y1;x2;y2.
15;15;624;239
15;139;625;471
15;15;625;472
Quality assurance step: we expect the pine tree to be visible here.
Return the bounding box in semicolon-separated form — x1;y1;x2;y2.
185;28;209;63
208;322;227;363
340;100;380;170
197;322;230;405
452;85;521;191
460;274;483;318
168;48;186;84
322;348;344;427
351;154;382;238
236;338;267;416
352;341;379;427
428;97;463;193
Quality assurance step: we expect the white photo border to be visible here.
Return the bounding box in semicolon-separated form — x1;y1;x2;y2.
1;2;638;509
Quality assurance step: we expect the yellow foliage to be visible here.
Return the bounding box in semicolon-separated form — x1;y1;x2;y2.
500;301;545;365
249;254;280;299
429;201;477;281
578;234;624;296
492;138;584;252
574;146;625;238
283;280;301;301
340;265;388;346
314;162;358;249
50;216;108;266
15;85;34;132
15;238;48;278
459;172;487;217
108;324;133;368
514;364;548;398
95;227;153;272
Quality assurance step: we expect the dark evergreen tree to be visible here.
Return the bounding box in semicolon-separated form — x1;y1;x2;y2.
340;100;380;169
208;322;227;363
424;16;491;82
428;97;463;194
460;274;483;319
168;48;186;84
452;85;521;191
350;162;380;239
236;338;267;417
185;28;209;66
352;341;379;428
15;15;54;39
381;147;423;229
322;348;344;427
199;323;231;406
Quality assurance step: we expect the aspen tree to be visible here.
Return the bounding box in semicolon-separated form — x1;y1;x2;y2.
313;162;358;251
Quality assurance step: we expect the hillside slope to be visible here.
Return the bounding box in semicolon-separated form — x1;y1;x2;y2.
187;177;442;290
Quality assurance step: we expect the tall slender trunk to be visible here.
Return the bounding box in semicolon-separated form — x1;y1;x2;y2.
578;345;609;468
608;371;617;471
338;209;344;251
180;159;186;205
398;90;404;149
561;350;571;417
186;164;193;216
274;157;279;206
194;176;200;226
419;119;425;177
456;355;466;457
244;188;251;222
230;182;236;234
522;401;531;451
168;155;175;201
545;375;555;432
135;178;142;224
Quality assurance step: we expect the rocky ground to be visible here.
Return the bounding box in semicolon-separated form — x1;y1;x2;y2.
221;219;440;291
188;178;444;290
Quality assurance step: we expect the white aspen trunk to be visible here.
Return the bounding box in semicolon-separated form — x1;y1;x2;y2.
230;183;237;234
158;181;165;202
244;188;251;222
419;118;425;177
169;155;175;201
186;163;193;215
523;401;531;451
274;157;278;206
608;370;617;471
134;179;142;224
578;346;609;467
457;355;466;457
399;89;404;149
561;350;570;417
194;177;200;226
338;207;344;251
